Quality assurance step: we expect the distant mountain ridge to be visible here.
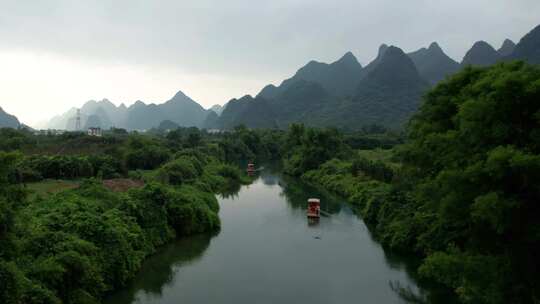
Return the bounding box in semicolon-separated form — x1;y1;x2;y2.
215;95;278;129
131;90;208;130
46;91;211;131
213;43;434;130
361;44;389;77
507;24;540;64
461;41;501;66
408;42;460;85
299;46;428;129
349;46;429;126
257;51;363;99
209;104;225;115
211;23;540;130
213;45;428;130
498;39;516;57
0;107;20;128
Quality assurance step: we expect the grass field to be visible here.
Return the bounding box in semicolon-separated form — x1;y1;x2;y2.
26;180;80;199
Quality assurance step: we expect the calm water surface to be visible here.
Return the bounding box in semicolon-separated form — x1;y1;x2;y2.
106;167;445;304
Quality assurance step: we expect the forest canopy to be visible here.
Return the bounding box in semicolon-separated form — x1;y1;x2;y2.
400;61;540;303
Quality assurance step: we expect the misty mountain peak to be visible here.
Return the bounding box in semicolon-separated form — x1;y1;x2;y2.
172;90;190;100
239;94;254;101
498;39;516;56
132;100;146;107
263;50;364;98
209;104;224;115
341;50;355;58
303;60;321;69
0;106;21;128
164;90;199;109
351;45;429;128
428;42;443;53
362;45;427;88
408;42;459;85
257;84;279;99
262;84;277;91
462;40;501;66
335;51;360;66
378;44;389;55
97;98;117;109
382;46;408;59
471;40;497;51
375;46;411;70
375;44;390;61
471;40;495;52
507;25;540;64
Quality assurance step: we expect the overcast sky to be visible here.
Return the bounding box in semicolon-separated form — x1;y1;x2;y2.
0;0;538;127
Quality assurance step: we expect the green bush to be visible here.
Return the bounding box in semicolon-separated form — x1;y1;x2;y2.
0;260;23;304
419;249;510;304
125;145;170;170
19;155;123;181
157;157;201;185
283;125;349;176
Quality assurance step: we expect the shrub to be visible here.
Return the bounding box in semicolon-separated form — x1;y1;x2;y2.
157;157;201;185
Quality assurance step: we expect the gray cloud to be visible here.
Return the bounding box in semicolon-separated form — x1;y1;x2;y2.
0;0;539;126
2;0;538;72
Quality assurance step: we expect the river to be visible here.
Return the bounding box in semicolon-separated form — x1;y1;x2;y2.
105;166;449;304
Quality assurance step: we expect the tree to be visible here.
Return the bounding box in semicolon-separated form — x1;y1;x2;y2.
400;61;540;303
186;132;201;148
283;125;348;175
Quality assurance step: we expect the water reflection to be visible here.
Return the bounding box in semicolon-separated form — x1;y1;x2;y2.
259;170;279;186
390;281;429;304
217;182;242;199
104;235;213;304
389;278;458;304
279;174;343;215
307;217;320;227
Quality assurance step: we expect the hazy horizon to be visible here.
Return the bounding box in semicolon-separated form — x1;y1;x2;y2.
1;0;539;127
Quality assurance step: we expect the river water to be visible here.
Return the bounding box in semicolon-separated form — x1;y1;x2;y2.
105;167;446;304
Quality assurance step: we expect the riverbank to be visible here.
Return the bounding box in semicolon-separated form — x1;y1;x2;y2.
298;154;465;304
0;152;250;304
300;156;402;247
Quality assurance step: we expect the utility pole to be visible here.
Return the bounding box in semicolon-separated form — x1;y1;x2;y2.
75;109;81;131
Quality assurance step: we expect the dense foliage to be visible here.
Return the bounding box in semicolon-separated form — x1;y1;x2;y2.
283;124;350;176
400;62;540;303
